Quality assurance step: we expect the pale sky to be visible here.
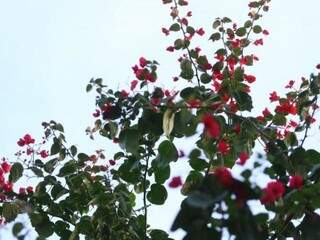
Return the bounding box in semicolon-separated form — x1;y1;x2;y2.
0;0;319;239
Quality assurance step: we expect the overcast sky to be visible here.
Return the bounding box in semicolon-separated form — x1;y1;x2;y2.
0;0;319;239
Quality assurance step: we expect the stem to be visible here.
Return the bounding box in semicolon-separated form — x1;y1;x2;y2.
300;96;318;147
173;0;201;87
143;155;150;239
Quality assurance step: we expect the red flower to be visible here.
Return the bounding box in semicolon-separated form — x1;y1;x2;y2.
196;28;205;36
244;74;256;83
269;91;280;102
18;134;35;147
169;176;183;188
39;150;49;159
254;38;263;46
1;162;11;173
19;187;26;195
260;180;285;205
186;11;192;17
275;101;297;115
92;109;100;118
151;97;161;106
289;175;303;189
3;181;13;192
120;90;129;98
161;27;170;36
262;108;272;117
237;152;249;166
217;140;230;155
285;80;295;89
26;186;33;193
24;134;35;145
139;57;147;68
166;46;175;52
202;114;221;138
262;29;269;35
130;80;138;91
214;167;233;187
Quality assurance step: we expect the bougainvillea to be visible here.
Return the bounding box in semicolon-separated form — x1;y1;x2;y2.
1;0;320;239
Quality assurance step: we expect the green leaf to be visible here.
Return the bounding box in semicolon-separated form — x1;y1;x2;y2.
200;73;212;84
52;123;64;132
44;158;58;174
12;222;24;237
147;184;168;205
153;164;170;184
86;84;93;92
30;212;54;238
155;140;178;168
169;23;180;31
58;160;77;177
51;184;68;200
70;145;77;157
3;202;19;222
209;32;221;42
50;138;61;156
119;129;140;154
236;27;247;37
234;91;253;111
30;166;44;177
253;25;262;34
9;162;23;183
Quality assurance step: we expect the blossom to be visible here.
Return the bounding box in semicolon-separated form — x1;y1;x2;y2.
161;27;170;36
262;108;272;117
202;114;221;138
3;181;13;192
214;167;233;187
166;46;175;52
262;29;269;35
260;180;285;204
269;91;280;102
26;186;33;193
39;150;49;159
254;38;263;46
196;28;205;36
169;176;183;188
275;101;297;115
244;74;256;83
237;152;249;166
289;175;303;189
1;161;11;173
130;80;138;91
217;140;230;155
92;109;100;118
19;187;26;195
285;80;295;89
17;134;35;147
139;57;147;68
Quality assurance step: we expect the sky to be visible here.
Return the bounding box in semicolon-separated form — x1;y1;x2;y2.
0;0;320;239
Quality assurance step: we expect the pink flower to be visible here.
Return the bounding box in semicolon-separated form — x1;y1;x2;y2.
269;91;280;102
139;57;147;68
196;28;205;36
169;176;183;188
289;175;303;189
39;150;49;159
244;74;256;83
130;80;138;91
1;162;11;173
19;187;26;195
92;109;100;118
